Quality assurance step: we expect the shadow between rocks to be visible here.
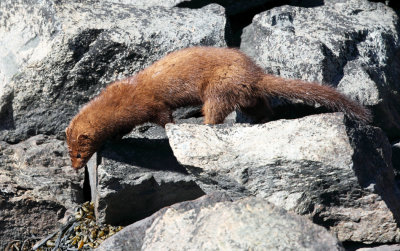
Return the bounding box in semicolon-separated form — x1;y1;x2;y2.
103;176;205;225
95;138;206;225
345;118;400;226
0;89;15;132
176;0;324;47
101;138;187;174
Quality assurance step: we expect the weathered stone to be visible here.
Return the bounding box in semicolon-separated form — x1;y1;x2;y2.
0;0;226;143
87;137;205;226
0;195;66;250
166;113;400;244
0;135;84;249
98;195;343;251
97;192;232;251
241;0;400;139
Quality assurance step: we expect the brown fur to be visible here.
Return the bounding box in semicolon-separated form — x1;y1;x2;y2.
66;47;371;169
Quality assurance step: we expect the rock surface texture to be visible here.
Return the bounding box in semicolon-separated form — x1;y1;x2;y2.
97;194;343;251
166;113;400;244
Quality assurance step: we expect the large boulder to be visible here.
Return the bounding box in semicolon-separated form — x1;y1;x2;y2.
166;113;400;244
241;0;400;140
97;194;343;251
0;0;226;143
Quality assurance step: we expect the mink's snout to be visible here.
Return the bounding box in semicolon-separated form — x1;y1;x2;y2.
71;158;87;170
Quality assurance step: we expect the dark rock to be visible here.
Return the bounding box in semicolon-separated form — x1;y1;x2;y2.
393;142;400;177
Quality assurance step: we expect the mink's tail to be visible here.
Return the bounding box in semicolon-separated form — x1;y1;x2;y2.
257;74;372;123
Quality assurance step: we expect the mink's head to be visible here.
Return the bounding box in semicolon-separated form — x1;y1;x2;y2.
65;124;96;170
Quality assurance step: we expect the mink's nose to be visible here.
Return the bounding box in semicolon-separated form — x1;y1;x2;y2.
72;160;85;170
72;165;81;170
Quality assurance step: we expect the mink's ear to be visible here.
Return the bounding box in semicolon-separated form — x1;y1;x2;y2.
65;127;69;136
77;133;91;143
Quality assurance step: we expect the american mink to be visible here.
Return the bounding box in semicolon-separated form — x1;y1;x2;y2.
66;47;371;169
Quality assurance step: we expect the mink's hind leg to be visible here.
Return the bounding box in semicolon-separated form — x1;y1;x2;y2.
240;97;273;123
202;98;235;124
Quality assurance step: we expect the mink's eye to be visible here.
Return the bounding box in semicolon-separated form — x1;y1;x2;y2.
77;153;82;159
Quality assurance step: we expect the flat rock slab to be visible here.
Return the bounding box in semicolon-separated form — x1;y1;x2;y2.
97;194;343;251
166;113;400;244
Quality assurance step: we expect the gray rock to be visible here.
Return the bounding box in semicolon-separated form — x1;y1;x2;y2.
124;106;204;140
96;192;232;251
98;195;343;251
166;113;400;244
0;0;226;143
125;123;168;140
241;0;400;140
0;135;84;249
87;137;206;226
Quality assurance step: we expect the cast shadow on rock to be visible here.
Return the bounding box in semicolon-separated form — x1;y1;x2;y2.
95;138;206;225
0;90;15;131
100;138;188;174
103;176;206;225
345;118;400;226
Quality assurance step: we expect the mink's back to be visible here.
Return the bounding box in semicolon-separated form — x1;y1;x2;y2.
135;47;264;107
